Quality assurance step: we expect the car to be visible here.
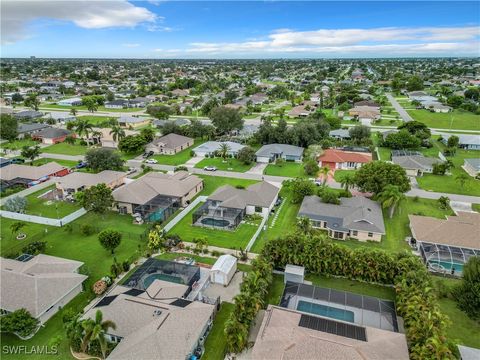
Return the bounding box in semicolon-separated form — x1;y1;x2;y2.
10;158;25;164
275;197;283;207
127;167;136;174
203;166;217;171
142;151;154;158
145;159;158;164
76;161;88;169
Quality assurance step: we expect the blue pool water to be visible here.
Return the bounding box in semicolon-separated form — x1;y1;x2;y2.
201;217;229;227
297;300;355;323
143;273;184;289
428;260;464;273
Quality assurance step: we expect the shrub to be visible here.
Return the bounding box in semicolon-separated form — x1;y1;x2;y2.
122;260;130;272
452;256;480;320
93;280;107;295
98;229;122;254
174;165;188;172
235;184;245;189
4;196;28;213
80;224;96;236
22;241;47;255
0;309;39;337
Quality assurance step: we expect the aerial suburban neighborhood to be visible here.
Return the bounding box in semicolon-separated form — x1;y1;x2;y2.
0;1;479;360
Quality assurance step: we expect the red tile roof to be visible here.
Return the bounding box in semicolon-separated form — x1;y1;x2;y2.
318;149;372;164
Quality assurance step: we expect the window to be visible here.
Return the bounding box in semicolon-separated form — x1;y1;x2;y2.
255;206;263;213
368;232;373;237
322;221;327;228
352;230;358;236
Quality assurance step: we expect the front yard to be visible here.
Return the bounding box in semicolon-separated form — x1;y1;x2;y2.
0;138;38;151
151;139;206;166
333;169;357;182
264;161;307;178
407;109;480;131
42;140;88;156
195;157;254;172
198;175;258;195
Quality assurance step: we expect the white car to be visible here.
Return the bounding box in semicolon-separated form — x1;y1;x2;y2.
145;159;158;164
203;166;217;171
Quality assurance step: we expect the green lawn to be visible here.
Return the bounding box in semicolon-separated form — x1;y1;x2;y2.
167;203;259;249
439;298;480;348
151;139;205;166
195;157;254;172
198;175;258;195
33;158;78;168
333;170;357;182
203;302;235;360
0;138;38;151
41;104;142;113
77;115;118;126
21;185;81;218
472;204;480;212
264;161;307;178
156;252;252;272
266;274;285;306
42;141;88;156
407;109;480;131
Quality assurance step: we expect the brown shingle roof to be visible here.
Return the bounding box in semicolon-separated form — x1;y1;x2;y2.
0;162;66;181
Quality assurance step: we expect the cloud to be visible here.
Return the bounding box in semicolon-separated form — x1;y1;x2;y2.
122;43;141;48
146;25;174;32
1;0;157;44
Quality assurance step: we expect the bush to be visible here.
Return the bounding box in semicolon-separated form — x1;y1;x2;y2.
452;256;480;320
4;196;28;213
174;165;188;172
80;224;96;236
22;241;47;255
122;260;130;272
235;184;245;189
93;280;107;295
0;309;39;337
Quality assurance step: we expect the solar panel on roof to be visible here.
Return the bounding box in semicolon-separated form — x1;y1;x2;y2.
170;298;192;308
16;254;33;262
299;314;367;341
95;295;118;307
123;288;144;297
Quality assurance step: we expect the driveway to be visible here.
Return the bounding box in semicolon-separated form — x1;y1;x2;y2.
386;93;414;122
184;156;203;167
246;162;268;175
450;201;474;214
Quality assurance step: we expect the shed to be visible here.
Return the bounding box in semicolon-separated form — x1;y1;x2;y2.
210;255;237;286
284;264;305;284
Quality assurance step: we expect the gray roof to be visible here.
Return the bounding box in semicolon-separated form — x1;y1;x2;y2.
0;255;86;318
18;123;50;134
34;127;71;139
193;141;245;154
208;181;279;209
298;195;385;234
329;129;351;139
1;162;66;181
118;115;148;124
153;118;190;127
440;133;480;146
14;110;43;119
392;154;440;171
56;170;125;190
150;133;193;150
464;158;480;171
255;143;304;158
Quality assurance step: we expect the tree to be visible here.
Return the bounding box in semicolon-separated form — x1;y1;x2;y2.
81;184;114;214
354;161;410;194
304;159;319;176
237;146;256;165
287;178;315;204
296;217;312;235
148;225;164;250
98;229;122;255
118;135;147;154
81;310;116;358
398;121;431;140
383;130;421;149
209;106;244;135
85;148;124;172
455;173;469;188
82;96;100;113
24;94;40;111
218;142;231;160
0;309;39;337
140;127;155;143
406;76;424;91
75;119;94;142
65;135;76;145
0;114;18;140
319;187;340;204
4;196;28;213
348;125;371;144
21;145;41;164
447;135;459;149
453;256;480;320
109;125;126;142
377;185;405;218
318;166;330;186
146;105;171;119
438;196;450;210
70;108;77;116
340;173;355;191
10;221;26;239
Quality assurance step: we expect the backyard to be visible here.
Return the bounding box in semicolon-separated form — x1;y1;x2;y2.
151;139;206;165
0;138;38;151
198;175;258;195
195;157;254;172
407;109;480;131
203;302;235;360
21;185;82;218
264;161;307;178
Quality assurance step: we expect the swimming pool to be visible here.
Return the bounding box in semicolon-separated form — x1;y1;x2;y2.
201;218;229;227
297;300;355;323
428;260;464;273
143;273;184;289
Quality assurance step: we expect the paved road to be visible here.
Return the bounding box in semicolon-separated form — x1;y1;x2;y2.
386;93;414;122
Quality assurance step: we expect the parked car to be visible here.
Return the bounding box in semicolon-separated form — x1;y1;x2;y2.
142;151;154;158
275;197;283;207
145;159;158;164
76;161;88;169
203;166;217;171
10;158;25;164
127;167;136;174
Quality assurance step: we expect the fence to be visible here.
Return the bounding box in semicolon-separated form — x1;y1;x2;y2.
438;151;447;161
0;208;87;227
245;214;269;252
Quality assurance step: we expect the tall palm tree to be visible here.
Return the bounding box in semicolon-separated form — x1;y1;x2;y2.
21;145;41;164
109;125;126;142
340;173;355;191
81;310;116;359
91;130;103;145
75;119;93;144
377;184;405;218
296;216;312;235
218;142;231;161
319;166;330;186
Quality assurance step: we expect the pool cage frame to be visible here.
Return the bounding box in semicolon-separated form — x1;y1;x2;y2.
133;194;180;223
123;258;200;297
192;200;244;230
419;241;478;277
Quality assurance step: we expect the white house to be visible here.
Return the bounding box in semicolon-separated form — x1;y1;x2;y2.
210;255;237;286
57;97;83;106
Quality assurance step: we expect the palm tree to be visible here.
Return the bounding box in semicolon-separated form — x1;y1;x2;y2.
64;314;83;343
218;142;231;161
296;216;312;235
319;166;330;186
81;310;116;359
455;173;469;188
377;184;405;218
75;119;93;144
340;173;355;191
109;125;126;142
10;221;26;239
20;145;41;164
70;108;77;116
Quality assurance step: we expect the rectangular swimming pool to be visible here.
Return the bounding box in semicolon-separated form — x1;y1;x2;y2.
297;300;355;323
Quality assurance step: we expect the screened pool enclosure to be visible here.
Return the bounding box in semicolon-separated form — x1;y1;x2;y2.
133;194;180;223
419;242;478;277
192;200;244;230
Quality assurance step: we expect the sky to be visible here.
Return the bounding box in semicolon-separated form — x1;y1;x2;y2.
1;1;479;59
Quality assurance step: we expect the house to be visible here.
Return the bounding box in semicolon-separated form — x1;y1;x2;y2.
249;305;409;360
193;181;279;229
193;141;245;157
44;111;76;124
0;162;69;189
463;158;480;177
56;170;126;197
82;279;214;360
146;133;193;155
31;128;73;144
348;106;381;123
0;254;87;324
128;97;148;108
255;143;304;163
153;118;190;128
391;150;440;176
329;129;351;140
440;133;480;150
98;127;137;149
288;105;311;118
113;171;203;222
171;88;189;97
57;97;82;106
318;149;372;170
17;123;50;139
422;102;452;113
298;195;385;241
117;116;150;128
14;110;43;121
354;100;380;108
105;99;129;109
210;254;237;286
409;212;480;275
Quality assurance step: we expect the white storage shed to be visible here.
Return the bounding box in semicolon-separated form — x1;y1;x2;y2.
210;255;237;286
284;264;305;284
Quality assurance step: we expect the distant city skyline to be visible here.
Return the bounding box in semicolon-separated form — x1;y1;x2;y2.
1;1;479;59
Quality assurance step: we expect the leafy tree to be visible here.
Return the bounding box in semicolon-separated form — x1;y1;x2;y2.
209;106;244;135
12;93;24;102
319;187;340;204
455;173;469;188
147;225;164;250
109;125;126;142
118;135;147;154
0;309;39;337
348;125;371;144
10;221;26;239
81;310;116;358
81;183;114;214
85;148;124;172
140;127;156;143
406;75;424;91
0;114;18;140
236;146;256;165
383;130;421;149
438;196;450;210
377;184;405;218
398;121;431;140
287;178;315;204
446;95;464;109
453;256;480;320
146;105;171;119
24;94;40;111
354;161;410;194
21;145;41;164
304;159;319;176
296;216;312;235
447;135;459;148
4;196;28;213
64;135;76;145
98;229;122;255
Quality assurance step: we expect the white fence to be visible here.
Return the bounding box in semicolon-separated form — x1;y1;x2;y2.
0;208;87;227
245;214;268;252
438;151;447;161
162;196;207;232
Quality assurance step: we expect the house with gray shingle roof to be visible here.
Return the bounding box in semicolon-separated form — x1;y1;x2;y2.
255;143;304;163
298;196;385;242
146;133;193;155
193;141;245;157
391;152;440;176
463;158;480;177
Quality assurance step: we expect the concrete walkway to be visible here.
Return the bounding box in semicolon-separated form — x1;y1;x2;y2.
386;93;413;122
246;162;268;175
